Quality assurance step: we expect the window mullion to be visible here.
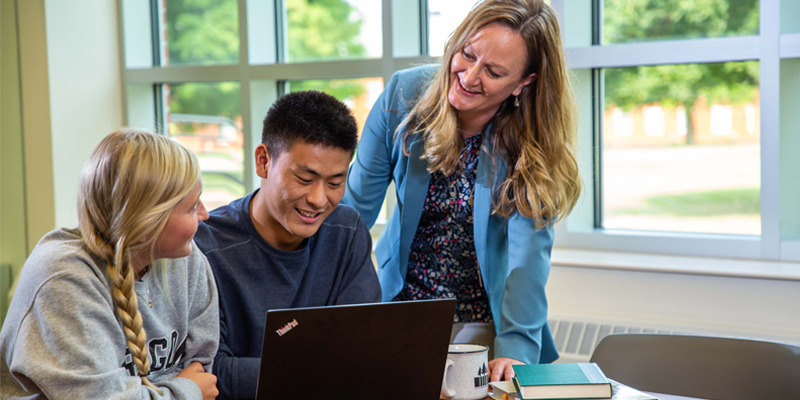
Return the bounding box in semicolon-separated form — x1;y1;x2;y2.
238;0;254;193
759;0;782;259
274;0;287;64
781;34;800;58
382;0;395;83
566;36;761;70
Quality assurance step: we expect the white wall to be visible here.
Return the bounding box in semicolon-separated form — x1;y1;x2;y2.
44;0;124;228
547;263;800;343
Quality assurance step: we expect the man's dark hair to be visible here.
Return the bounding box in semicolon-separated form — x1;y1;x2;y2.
261;90;358;158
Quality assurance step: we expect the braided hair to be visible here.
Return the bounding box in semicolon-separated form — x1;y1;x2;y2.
77;129;199;393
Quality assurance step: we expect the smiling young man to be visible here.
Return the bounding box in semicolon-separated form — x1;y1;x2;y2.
193;91;381;400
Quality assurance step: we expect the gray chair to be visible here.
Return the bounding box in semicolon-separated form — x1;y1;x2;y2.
589;333;800;400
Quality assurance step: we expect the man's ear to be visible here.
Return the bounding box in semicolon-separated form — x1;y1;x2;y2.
255;144;271;179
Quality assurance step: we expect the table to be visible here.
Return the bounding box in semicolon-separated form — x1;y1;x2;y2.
643;393;708;400
482;392;708;400
480;381;711;400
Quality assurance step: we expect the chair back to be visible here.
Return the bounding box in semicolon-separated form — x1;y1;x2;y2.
589;334;800;400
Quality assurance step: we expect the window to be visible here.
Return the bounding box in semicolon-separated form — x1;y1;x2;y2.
284;0;382;62
601;61;761;236
603;0;759;45
427;0;475;57
163;0;240;66
121;0;800;265
120;0;439;238
166;82;244;211
555;0;800;262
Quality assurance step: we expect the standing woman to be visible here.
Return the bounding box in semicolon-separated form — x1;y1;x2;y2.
342;0;580;381
0;129;220;399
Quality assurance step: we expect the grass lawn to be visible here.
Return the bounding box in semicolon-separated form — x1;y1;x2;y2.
616;187;760;217
202;172;245;197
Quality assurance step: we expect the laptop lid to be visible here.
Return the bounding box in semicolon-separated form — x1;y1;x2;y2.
255;299;456;400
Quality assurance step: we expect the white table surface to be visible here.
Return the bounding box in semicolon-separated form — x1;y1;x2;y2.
645;392;709;400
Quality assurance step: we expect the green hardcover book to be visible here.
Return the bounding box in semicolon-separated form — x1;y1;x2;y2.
511;363;612;400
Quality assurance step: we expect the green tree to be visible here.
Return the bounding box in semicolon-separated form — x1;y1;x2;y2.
285;0;367;99
166;0;239;66
165;0;367;121
165;0;241;128
286;0;366;62
169;81;241;121
603;0;759;144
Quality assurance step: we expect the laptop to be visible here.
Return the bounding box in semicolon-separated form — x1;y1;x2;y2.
255;298;456;400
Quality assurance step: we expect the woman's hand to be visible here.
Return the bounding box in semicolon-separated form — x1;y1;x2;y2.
488;357;525;382
178;361;219;400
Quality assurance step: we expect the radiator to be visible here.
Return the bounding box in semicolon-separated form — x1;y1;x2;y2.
547;313;800;363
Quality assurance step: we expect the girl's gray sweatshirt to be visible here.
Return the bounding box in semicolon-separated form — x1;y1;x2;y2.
0;228;219;399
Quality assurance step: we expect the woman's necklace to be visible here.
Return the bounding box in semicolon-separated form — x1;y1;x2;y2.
136;271;152;308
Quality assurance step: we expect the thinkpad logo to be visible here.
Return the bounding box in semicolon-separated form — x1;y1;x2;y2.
276;319;299;336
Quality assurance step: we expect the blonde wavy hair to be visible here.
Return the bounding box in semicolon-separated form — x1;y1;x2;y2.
77;129;199;393
401;0;581;228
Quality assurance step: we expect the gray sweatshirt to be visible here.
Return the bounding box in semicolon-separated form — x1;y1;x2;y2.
0;228;219;400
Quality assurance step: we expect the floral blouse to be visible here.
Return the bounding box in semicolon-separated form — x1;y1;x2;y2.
393;133;493;323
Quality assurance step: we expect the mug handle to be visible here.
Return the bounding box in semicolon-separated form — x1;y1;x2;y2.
440;359;456;399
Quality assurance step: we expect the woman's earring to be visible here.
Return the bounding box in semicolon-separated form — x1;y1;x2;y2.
514;95;520;108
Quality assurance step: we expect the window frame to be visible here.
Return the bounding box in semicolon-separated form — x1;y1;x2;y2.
119;0;800;271
551;0;800;265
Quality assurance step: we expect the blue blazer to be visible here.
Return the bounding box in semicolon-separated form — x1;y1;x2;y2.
342;65;558;364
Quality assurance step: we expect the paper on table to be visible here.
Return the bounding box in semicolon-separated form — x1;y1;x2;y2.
605;380;658;400
488;379;658;400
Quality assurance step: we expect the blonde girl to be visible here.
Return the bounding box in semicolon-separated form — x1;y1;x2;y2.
342;0;580;381
0;129;219;399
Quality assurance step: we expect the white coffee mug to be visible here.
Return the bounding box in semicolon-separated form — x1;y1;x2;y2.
440;344;490;400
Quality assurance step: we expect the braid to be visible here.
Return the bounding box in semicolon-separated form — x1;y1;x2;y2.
77;129;200;395
107;237;162;395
